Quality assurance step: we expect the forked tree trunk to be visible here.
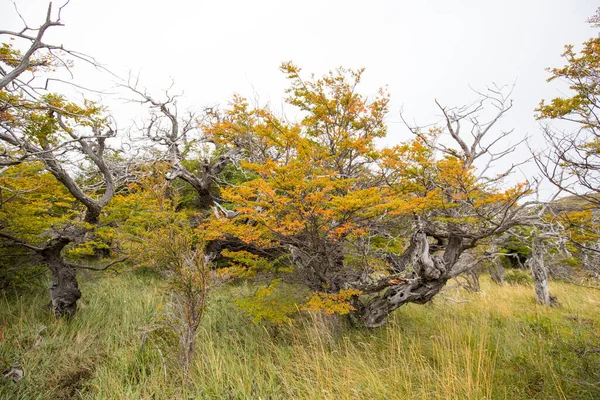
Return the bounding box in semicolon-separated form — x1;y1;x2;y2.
527;236;554;306
41;238;81;317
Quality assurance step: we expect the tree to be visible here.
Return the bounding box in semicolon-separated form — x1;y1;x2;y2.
208;64;538;327
126;79;241;210
0;3;119;316
126;79;305;264
535;8;600;271
535;9;600;203
355;87;537;325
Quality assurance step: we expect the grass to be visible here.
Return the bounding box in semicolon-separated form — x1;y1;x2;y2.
1;270;599;399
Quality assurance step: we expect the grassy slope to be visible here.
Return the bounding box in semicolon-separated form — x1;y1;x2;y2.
1;270;599;400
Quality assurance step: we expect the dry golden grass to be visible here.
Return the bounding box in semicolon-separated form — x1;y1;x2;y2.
1;270;599;399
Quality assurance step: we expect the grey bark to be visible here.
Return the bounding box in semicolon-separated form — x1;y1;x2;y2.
169;148;240;210
0;231;83;316
37;236;81;316
352;229;462;328
527;235;555;306
127;85;241;211
0;5;62;90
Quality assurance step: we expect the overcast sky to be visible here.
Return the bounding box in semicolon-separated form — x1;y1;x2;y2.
1;0;598;194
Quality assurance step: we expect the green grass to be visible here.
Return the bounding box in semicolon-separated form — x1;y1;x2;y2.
1;271;599;399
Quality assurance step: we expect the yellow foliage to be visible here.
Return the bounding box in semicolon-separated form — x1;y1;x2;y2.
302;289;363;315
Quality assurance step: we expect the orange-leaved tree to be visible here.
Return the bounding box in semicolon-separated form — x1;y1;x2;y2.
207;64;537;327
534;9;600;272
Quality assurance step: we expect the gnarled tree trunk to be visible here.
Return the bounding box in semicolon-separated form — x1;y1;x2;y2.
357;278;448;328
353;230;462;328
41;237;81;317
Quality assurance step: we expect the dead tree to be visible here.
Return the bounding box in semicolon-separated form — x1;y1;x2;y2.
125;78;240;210
527;233;556;305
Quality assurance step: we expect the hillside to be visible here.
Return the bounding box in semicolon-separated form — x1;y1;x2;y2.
551;193;600;212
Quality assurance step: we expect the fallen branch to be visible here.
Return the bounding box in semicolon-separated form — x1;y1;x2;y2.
442;296;471;304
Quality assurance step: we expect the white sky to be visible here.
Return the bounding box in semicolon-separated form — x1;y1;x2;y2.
1;0;598;195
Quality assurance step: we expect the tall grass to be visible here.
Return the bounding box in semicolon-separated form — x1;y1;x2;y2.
1;270;599;399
